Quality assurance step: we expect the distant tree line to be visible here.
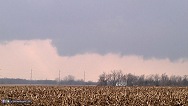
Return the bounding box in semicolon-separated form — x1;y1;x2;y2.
0;75;96;85
58;75;96;85
98;70;188;86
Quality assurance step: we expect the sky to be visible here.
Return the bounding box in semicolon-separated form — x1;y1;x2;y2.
0;0;188;81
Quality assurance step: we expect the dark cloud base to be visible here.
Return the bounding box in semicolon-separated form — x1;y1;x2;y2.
0;0;188;60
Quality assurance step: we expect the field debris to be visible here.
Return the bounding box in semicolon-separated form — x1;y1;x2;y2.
0;86;188;105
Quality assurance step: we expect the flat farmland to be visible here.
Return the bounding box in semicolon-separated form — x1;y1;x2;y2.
0;86;188;106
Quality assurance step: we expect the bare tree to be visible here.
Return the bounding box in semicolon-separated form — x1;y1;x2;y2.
98;71;188;86
160;73;169;86
98;72;107;86
64;75;75;81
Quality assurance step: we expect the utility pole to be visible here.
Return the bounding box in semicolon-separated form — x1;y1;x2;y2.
30;69;33;81
0;68;1;78
59;70;61;85
84;71;85;85
30;69;32;85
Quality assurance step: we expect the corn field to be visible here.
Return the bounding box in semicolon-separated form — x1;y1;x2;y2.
0;86;188;106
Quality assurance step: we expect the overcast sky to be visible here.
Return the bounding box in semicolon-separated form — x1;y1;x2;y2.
0;1;188;81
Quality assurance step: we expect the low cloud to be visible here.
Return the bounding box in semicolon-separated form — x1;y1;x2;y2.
1;1;188;60
0;39;187;81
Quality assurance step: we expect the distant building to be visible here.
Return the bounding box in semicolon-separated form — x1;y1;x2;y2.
116;80;127;86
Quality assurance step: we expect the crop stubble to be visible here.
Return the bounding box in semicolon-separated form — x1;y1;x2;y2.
0;86;187;106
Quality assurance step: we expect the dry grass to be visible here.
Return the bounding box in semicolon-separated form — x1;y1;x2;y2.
0;86;188;106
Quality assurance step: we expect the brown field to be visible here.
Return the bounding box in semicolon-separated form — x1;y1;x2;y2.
0;86;188;106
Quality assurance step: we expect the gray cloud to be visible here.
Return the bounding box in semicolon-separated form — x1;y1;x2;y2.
0;0;188;60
